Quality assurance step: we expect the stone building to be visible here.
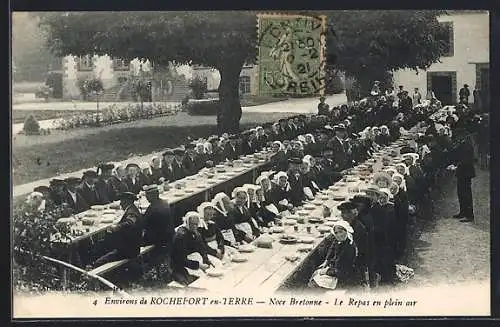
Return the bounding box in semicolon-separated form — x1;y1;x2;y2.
61;55;189;102
192;64;260;96
392;10;489;107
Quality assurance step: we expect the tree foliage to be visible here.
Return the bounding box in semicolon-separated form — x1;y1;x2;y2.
39;11;447;129
12;12;61;82
39;12;257;133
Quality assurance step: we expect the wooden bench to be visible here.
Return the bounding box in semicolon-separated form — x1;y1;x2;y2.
88;245;156;276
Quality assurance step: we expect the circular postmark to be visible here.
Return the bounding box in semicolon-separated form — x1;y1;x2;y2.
258;15;327;96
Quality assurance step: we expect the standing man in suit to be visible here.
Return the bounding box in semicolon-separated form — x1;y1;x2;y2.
447;133;476;222
93;192;143;267
459;84;470;105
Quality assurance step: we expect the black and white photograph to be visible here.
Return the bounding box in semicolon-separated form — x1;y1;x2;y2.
11;10;491;317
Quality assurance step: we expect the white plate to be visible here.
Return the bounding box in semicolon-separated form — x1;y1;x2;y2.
300;236;315;244
231;255;248;263
238;244;256;253
206;269;224;277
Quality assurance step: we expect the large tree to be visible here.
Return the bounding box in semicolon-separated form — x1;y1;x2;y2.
325;10;448;96
12;12;61;82
39;12;257;133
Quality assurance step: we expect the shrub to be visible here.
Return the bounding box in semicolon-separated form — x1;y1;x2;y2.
23;115;40;135
188;76;208;100
186;99;220;116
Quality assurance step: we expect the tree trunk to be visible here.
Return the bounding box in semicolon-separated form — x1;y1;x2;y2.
217;60;244;134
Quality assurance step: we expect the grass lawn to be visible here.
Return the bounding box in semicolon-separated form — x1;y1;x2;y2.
12;112;295;185
12;109;99;124
240;94;288;107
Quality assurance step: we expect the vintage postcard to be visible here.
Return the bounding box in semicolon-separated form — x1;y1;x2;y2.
11;10;490;318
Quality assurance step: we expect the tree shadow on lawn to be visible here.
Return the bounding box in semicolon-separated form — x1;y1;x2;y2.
12;124;219;185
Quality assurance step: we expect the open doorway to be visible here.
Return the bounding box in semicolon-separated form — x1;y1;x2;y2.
427;71;457;105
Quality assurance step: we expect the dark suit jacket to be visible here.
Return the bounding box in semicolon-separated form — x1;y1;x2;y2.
240;140;257;156
182;155;198;176
112;204;143;257
452;135;476;179
171;160;187;181
287;171;306;205
142;199;175;247
79;183;100;207
124;176;146;195
161;164;174;182
329;137;348;171
223;143;239;161
61;189;90;214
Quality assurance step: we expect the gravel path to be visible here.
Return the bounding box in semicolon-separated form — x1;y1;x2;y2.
407;166;490;287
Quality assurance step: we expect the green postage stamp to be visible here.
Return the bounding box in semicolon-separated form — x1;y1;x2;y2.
257;13;327;97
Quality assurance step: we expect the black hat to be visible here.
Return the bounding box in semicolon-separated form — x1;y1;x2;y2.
65;177;81;185
118;191;138;201
298;114;306;119
144;184;159;194
125;163;140;170
50;178;66;186
337;201;358;211
83;170;98;178
163;149;175;156
228;134;239;140
33;185;50;194
262;122;273;128
99;163;115;171
334;125;346;132
288;157;303;165
278;118;286;122
350;194;372;206
185;143;196;149
173;148;185;155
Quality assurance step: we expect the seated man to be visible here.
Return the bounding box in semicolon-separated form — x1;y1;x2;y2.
61;177;90;214
287;158;307;206
80;170;102;206
93;192;143;267
142;184;175;248
171;212;213;286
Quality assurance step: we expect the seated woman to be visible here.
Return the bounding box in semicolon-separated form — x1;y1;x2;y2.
171;211;213;286
268;172;294;212
304;133;320;156
395;162;416;204
301;156;321;196
227;187;261;243
211;192;246;245
197;202;228;261
246;184;277;227
256;174;274;205
139;162;153;186
308;220;357;290
376;125;391;146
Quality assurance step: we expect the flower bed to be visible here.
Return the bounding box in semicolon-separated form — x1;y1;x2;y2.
54;103;182;130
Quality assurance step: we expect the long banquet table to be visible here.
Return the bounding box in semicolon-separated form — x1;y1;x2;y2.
48;118;426;290
183;131;420;294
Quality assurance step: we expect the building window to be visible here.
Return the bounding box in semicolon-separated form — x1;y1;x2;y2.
439;22;454;57
113;58;130;71
76;55;93;71
239;76;251;95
